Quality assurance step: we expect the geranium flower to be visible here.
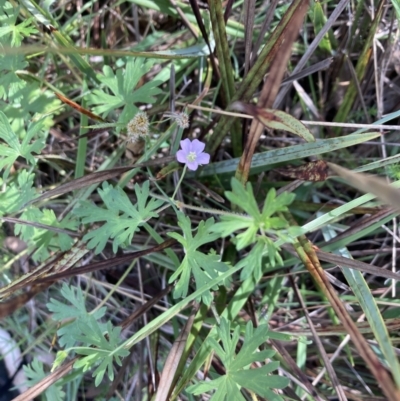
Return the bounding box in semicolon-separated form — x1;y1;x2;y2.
176;139;210;171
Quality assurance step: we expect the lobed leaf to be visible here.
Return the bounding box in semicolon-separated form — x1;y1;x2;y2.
168;212;230;303
75;181;164;254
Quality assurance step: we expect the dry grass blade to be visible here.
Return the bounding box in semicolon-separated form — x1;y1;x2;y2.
168;0;198;39
120;285;173;331
187;0;218;76
289;227;400;401
36;239;177;284
55;92;106;122
251;0;279;67
243;0;256;74
274;0;350;107
268;339;324;401
0;254;65;300
291;278;347;401
333;0;385;129
0;284;51;320
1;216;78;237
106;285;174;398
24;158;175;207
328;162;400;212
315;248;400;281
283;319;400;336
256;0;310;108
324;207;396;248
283;242;400;280
236;0;309;183
281;57;334;84
155;303;199;401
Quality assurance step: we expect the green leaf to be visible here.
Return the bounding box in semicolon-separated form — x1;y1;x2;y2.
47;284;106;348
75;181;164;254
391;0;400;22
51;351;68;372
87;58;163;129
0;111;46;179
168;212;229;303
73;319;129;386
212;179;295;249
238;240;264;280
0;170;36;215
311;0;334;54
48;284;106;322
226;178;261;218
48;284;129;386
0;2;38;46
20;119;47;163
23;359;65;401
1;82;61;124
231;366;288;397
15;208;77;262
261;188;295;220
211;179;296;278
187;318;288;400
0;111;20;173
0;54;27;100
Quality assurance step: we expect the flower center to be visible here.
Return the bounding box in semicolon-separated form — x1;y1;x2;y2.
186;151;197;162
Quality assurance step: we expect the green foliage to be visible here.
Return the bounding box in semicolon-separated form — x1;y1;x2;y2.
187;318;289;401
0;170;36;215
47;284;107;349
74;180;164;254
212;178;301;280
15;208;77;262
0;52;28;100
1;1;395;400
388;163;400;180
73;319;129;386
23;359;65;401
0;1;38;47
87;58;163;130
168;212;230;304
0;111;46;179
0;1;36;100
2;82;61;129
390;0;400;25
47;284;129;386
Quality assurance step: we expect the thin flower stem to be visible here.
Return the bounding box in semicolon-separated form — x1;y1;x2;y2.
173;200;249;218
171;165;187;200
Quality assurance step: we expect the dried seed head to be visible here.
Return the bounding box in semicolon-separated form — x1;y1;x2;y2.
127;111;149;142
164;111;190;129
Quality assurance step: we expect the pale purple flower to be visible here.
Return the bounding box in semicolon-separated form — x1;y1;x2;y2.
176;139;210;171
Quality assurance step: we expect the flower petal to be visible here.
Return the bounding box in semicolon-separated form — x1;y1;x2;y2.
196;153;210;165
179;138;191;153
186;161;199;171
191;139;205;153
176;149;187;163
